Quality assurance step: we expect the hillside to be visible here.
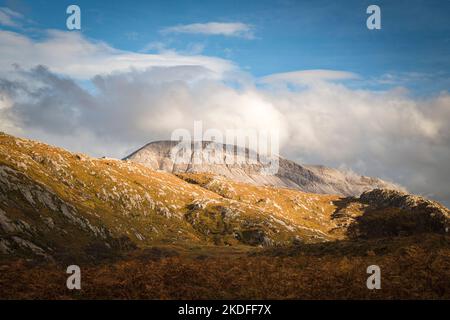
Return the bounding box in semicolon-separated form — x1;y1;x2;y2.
0;132;449;262
0;132;341;261
0;132;449;299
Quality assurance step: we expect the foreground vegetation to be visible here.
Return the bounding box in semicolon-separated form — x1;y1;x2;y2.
1;234;449;299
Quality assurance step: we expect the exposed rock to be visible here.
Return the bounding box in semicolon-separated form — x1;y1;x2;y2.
0;208;16;233
237;229;273;246
124;140;404;197
347;189;450;238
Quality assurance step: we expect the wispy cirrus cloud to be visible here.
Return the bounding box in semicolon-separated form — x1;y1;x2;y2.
161;22;254;39
0;7;25;27
260;70;358;87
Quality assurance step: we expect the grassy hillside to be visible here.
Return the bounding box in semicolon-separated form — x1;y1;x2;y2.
0;132;449;299
0;132;349;262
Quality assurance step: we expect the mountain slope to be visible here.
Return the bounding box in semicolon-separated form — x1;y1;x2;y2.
0;132;448;263
0;133;340;261
124;140;404;196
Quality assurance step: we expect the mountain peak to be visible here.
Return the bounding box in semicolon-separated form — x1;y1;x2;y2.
124;140;405;197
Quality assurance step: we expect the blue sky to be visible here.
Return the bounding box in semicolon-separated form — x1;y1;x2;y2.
1;0;450;94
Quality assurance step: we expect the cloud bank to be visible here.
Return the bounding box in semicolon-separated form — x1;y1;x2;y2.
0;30;449;205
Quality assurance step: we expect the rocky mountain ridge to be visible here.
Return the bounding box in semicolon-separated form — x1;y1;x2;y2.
124;140;404;197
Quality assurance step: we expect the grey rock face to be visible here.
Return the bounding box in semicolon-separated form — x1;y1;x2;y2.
124;141;404;197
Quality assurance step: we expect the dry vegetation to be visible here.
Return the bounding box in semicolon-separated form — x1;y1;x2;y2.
1;234;449;300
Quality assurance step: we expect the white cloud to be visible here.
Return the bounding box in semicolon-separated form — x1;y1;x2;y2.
0;30;236;80
140;41;169;53
141;41;206;55
161;22;254;39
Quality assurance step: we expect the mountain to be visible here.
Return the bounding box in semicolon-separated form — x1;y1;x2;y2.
124;140;404;196
0;132;448;262
0;132;449;299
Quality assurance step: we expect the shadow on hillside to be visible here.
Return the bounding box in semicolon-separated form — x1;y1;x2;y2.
256;233;450;259
330;197;358;219
330;195;449;241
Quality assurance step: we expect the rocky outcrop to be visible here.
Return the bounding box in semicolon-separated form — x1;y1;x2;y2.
346;189;450;238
